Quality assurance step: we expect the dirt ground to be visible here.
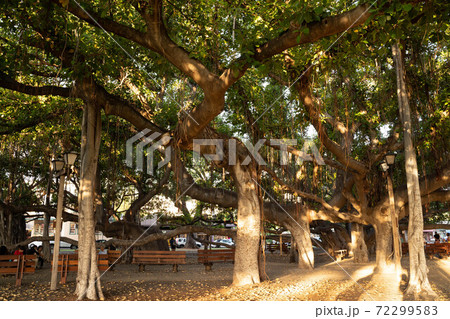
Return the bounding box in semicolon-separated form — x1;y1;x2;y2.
0;252;449;301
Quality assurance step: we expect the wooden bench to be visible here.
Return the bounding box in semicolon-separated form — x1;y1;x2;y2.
198;249;235;271
52;253;111;284
266;243;289;253
425;243;450;259
97;253;109;272
132;250;186;272
433;243;450;256
0;255;36;287
53;254;77;284
333;249;348;261
107;250;122;267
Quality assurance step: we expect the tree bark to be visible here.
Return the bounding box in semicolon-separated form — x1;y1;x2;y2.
374;218;392;272
284;211;314;269
50;174;66;290
43;162;53;260
350;223;369;263
386;170;401;274
75;102;104;300
0;208;6;246
230;162;261;286
289;240;298;263
392;42;436;299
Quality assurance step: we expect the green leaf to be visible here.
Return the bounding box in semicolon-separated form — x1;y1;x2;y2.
402;4;413;12
314;7;324;15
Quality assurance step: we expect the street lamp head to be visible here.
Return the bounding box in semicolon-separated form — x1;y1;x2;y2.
52;158;65;172
380;161;389;172
64;152;78;166
385;152;397;165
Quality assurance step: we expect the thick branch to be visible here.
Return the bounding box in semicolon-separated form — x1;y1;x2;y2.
375;164;450;216
6;236;78;251
0;109;64;135
75;77;165;134
128;165;172;215
0;73;71;97
297;71;368;174
105;225;236;247
52;0;151;50
220;3;373;88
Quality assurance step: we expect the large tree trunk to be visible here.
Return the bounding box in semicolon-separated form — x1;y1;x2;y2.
0;209;26;247
374;218;392;273
231;162;261;286
392;42;435;299
284;210;314;269
350;223;369;263
289;240;298;263
335;225;351;250
75;102;104;300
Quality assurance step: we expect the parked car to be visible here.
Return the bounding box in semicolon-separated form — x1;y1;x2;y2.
29;240;76;249
28;241;43;248
175;237;202;248
176;238;186;248
53;241;76;249
214;238;234;248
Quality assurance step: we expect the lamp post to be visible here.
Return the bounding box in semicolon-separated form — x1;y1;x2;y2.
50;152;77;290
380;152;401;275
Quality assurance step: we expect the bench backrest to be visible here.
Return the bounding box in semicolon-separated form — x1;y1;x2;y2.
107;250;122;264
59;254;78;273
198;249;235;263
52;253;110;272
425;243;449;254
132;250;187;264
97;253;109;271
431;243;449;253
0;255;20;275
433;243;450;248
0;255;36;286
22;255;37;274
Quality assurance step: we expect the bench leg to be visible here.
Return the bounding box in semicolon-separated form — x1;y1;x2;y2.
172;264;178;272
61;272;67;284
139;264;145;272
16;256;24;287
204;263;212;271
